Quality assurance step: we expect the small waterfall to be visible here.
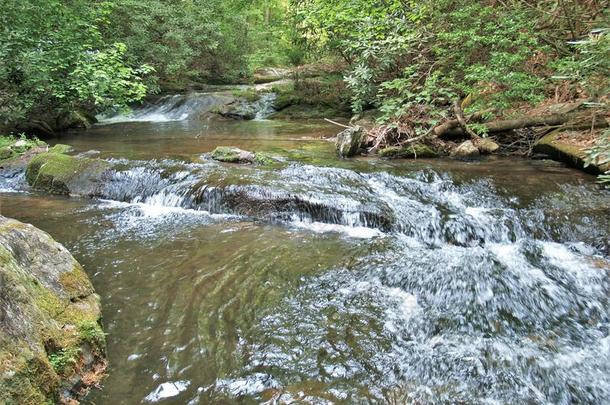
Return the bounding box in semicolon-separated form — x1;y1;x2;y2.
253;93;277;120
97;92;234;124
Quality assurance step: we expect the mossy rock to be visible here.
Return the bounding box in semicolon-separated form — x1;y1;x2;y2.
0;216;106;404
379;144;439;159
25;152;111;196
0;146;15;160
48;144;74;154
211;147;256;163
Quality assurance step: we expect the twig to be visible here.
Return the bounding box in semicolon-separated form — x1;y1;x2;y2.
324;118;350;129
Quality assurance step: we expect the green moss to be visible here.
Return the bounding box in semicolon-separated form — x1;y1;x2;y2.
77;321;106;348
48;144;74;154
48;347;80;376
254;152;278;166
379;144;438;159
0;352;59;405
58;262;94;298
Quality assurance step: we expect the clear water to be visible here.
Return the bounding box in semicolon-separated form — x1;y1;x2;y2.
0;103;609;404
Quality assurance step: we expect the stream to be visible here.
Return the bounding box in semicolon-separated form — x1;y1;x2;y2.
1;91;609;404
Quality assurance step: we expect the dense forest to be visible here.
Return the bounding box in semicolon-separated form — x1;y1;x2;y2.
0;0;608;176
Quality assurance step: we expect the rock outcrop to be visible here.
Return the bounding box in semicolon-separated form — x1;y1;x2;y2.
0;216;106;404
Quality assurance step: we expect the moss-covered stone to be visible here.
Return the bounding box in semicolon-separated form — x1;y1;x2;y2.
379;144;439;159
211;147;256;163
0;146;15;160
25;152;111;196
48;144;75;154
0;216;106;404
534;131;609;175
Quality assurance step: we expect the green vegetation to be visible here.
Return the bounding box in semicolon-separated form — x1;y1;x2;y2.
1;0;608;176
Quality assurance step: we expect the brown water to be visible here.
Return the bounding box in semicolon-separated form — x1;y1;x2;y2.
1;100;609;404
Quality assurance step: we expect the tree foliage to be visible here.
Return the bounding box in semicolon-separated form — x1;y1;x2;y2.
0;0;150;128
291;0;609;123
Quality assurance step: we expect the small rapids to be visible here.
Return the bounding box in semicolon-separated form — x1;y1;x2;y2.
1;151;609;404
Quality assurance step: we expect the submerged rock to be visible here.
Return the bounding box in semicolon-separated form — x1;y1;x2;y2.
25;152;111;195
451;140;480;160
0;216;106;404
379;144;438;159
336;126;365;158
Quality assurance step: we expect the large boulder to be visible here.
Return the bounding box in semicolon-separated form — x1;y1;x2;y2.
451;140;480;160
0;216;106;404
25;152;111;196
336;126;365;158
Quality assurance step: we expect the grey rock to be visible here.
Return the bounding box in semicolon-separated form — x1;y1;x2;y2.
336;126;365;158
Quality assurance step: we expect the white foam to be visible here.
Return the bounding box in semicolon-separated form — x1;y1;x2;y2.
144;380;190;402
290;220;382;239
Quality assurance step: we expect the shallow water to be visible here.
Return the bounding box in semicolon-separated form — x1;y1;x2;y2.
1;106;609;404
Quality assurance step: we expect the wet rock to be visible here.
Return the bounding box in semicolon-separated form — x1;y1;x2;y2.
211;147;256;164
534;130;609;175
379;144;438;159
478;138;500;154
452;140;480;160
25;152;111;196
214;102;257;120
0;216;106;404
336;126;365;158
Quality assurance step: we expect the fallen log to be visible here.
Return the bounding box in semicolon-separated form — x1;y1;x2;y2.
436;112;608;138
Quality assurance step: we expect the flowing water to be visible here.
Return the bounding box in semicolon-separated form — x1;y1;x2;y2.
1;93;609;404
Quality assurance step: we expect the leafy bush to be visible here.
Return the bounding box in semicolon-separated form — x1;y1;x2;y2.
585;129;610;185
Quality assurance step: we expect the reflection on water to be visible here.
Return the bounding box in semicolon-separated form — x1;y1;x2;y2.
1;117;609;404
